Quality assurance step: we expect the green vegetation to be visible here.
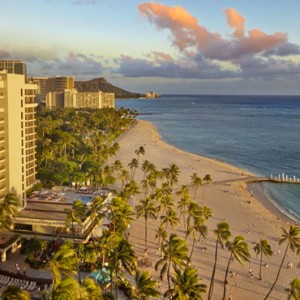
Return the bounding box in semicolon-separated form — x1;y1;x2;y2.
3;107;299;300
36;106;137;187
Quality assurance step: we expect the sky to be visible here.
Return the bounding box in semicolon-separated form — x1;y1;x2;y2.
1;0;300;95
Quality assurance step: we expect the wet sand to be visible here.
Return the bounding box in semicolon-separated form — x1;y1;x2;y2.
114;120;299;300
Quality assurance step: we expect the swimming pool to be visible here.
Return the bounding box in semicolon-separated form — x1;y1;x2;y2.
74;195;93;204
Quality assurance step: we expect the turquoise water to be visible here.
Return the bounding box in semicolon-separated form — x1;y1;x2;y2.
117;95;300;220
75;195;93;204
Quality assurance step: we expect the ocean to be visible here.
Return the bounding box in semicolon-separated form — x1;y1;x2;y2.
116;95;300;221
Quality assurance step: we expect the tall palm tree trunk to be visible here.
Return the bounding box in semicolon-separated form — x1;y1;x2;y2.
259;250;263;280
167;258;172;300
71;220;81;283
189;236;196;261
208;238;219;300
222;253;233;300
145;217;148;255
263;241;289;300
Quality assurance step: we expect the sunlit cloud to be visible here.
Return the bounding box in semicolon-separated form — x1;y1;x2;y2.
224;8;245;39
131;2;300;81
138;3;287;60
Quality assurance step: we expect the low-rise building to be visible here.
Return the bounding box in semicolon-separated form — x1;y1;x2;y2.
46;89;115;109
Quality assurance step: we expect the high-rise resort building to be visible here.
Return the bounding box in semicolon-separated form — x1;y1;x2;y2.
0;61;37;208
28;77;48;104
0;62;109;260
0;60;27;76
45;76;75;93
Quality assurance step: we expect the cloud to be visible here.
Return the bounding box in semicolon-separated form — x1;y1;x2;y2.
116;53;237;80
138;3;288;61
12;52;104;78
133;2;300;82
263;43;300;56
224;8;245;39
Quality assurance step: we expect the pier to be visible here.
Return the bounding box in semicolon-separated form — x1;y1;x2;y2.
244;173;300;185
213;174;300;186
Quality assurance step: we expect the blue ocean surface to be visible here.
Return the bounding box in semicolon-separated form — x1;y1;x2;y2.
116;95;300;220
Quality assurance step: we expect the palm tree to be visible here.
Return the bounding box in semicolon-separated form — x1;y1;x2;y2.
135;146;146;162
160;207;179;230
187;217;207;261
141;160;155;180
285;278;300;300
50;277;81;300
222;235;251;300
1;285;30;300
65;200;87;283
111;196;134;235
202;174;212;203
185;201;201;237
155;234;189;299
155;224;167;246
0;193;21;230
49;243;78;286
264;225;300;300
133;269;160;300
123;180;140;202
141;160;151;179
208;221;231;300
112;159;123;174
199;205;212;221
157;194;174;217
167;164;180;191
0;192;20;216
26;237;48;269
176;185;191;230
89;196;106;227
254;239;273;280
168;266;206;300
109;238;137;299
190;173;202;201
80;277;103;300
128;158;139;180
136;197;157;259
118;169;130;192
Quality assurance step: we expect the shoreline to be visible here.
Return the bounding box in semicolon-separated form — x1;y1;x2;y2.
141;119;300;225
115;119;300;299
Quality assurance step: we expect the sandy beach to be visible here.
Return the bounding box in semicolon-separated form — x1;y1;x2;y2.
114;120;299;300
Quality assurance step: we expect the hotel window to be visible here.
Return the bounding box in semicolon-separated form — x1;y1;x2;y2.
21;89;23;97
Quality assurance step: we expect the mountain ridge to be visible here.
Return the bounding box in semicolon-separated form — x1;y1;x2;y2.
74;77;141;99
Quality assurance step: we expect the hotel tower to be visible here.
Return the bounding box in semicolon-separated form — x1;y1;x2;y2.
0;60;37;208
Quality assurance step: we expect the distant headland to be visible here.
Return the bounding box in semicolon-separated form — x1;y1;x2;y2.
75;77;160;99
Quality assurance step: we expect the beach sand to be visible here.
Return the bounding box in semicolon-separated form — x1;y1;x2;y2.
114;120;299;300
